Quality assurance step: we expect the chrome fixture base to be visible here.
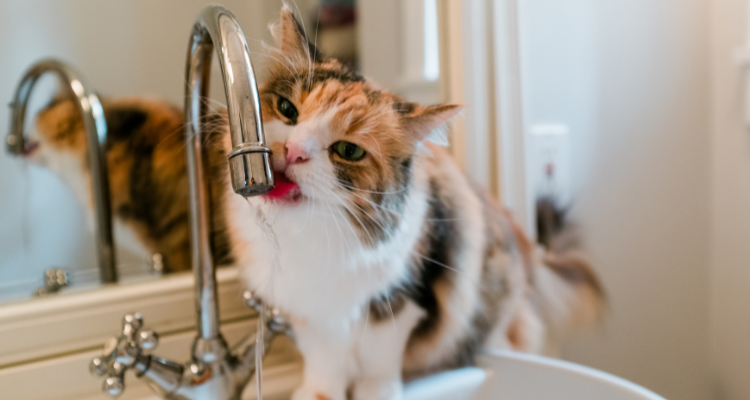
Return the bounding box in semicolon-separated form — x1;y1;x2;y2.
6;59;117;284
90;294;290;399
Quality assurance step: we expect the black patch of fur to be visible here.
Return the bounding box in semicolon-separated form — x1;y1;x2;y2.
405;179;455;338
105;108;149;143
265;78;297;100
397;158;413;194
369;290;408;322
118;146;158;228
204;126;235;267
363;87;383;104
310;66;364;86
118;144;156;227
393;101;416;114
331;154;357;192
265;66;363;101
536;197;566;249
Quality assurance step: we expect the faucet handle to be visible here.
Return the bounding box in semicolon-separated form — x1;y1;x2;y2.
243;290;262;313
243;290;293;337
122;313;143;338
138;329;159;353
90;313;159;397
103;375;125;397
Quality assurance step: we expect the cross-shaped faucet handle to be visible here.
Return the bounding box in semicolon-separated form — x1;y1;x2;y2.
89;313;159;397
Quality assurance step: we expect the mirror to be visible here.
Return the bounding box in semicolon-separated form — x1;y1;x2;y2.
0;0;445;303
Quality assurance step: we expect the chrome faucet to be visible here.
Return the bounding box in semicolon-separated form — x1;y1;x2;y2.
6;59;118;284
91;5;285;399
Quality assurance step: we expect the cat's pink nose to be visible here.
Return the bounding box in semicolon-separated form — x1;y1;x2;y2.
285;142;309;165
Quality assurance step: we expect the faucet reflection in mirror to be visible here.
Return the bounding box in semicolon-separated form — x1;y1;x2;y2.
5;59;118;285
91;5;283;399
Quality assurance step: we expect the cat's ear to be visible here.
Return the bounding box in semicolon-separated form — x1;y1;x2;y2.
397;102;463;145
272;6;319;61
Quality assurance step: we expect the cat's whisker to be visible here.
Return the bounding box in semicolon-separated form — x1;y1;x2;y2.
331;195;365;271
361;298;371;339
310;4;321;93
385;296;399;331
324;184;407;224
288;1;313;91
334;193;409;228
348;202;394;243
261;42;304;78
318;174;409;196
327;189;382;246
333;193;400;251
409;250;466;276
250;50;298;77
358;132;384;160
321;195;352;274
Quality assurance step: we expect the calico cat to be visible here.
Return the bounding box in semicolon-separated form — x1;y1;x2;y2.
25;96;233;273
25;8;603;399
218;7;604;400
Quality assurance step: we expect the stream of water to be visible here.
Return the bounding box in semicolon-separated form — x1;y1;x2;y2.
248;201;282;400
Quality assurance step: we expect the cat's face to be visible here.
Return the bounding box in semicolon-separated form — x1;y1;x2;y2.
21;98;94;203
254;7;460;243
24;98;87;167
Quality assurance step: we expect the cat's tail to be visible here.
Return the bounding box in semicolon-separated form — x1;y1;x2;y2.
531;198;605;336
533;247;605;335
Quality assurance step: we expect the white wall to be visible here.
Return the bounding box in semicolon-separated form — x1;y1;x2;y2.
709;0;750;398
0;0;282;299
516;0;713;399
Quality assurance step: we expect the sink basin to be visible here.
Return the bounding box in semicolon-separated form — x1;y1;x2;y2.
405;349;666;400
231;349;665;400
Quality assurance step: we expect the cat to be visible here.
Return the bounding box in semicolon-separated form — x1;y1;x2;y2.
25;7;604;399
218;7;604;400
25;96;234;273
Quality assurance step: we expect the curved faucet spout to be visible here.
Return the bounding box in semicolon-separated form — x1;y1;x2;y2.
6;59;117;284
186;5;274;199
184;3;273;341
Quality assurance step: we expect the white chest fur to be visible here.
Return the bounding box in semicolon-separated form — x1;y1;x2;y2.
228;174;430;325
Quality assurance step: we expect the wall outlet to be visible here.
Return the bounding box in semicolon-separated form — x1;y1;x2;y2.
527;124;571;206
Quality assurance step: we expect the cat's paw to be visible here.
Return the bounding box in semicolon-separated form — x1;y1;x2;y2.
291;385;342;400
352;378;403;400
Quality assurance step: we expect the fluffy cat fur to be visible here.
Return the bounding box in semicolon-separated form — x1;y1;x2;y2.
26;7;604;400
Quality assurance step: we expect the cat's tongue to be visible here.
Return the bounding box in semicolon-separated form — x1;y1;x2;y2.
264;172;299;200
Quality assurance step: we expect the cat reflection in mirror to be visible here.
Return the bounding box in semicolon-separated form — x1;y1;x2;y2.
27;6;604;400
24;96;234;273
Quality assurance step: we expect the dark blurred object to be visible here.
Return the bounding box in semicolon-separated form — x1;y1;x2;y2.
312;0;358;68
536;197;580;252
318;0;356;27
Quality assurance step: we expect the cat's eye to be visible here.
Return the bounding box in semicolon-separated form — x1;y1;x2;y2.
333;141;367;162
277;97;299;124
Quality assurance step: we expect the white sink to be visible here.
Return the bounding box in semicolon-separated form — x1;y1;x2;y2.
235;349;665;400
404;349;665;400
